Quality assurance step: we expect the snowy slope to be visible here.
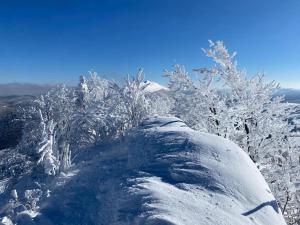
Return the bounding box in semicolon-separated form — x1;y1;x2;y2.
142;80;169;93
2;117;286;225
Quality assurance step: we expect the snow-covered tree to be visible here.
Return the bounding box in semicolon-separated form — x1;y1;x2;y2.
71;71;117;148
165;40;299;222
199;41;294;162
146;90;172;116
164;64;225;134
21;69;161;171
75;75;89;110
109;69;152;133
21;85;74;175
37;113;59;175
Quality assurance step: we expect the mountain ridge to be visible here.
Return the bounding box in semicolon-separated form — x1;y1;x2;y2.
1;117;285;225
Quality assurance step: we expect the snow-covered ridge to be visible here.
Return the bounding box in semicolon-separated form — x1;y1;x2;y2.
15;117;284;225
142;80;169;92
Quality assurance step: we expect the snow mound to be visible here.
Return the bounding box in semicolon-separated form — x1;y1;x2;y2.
142;80;169;92
29;117;285;224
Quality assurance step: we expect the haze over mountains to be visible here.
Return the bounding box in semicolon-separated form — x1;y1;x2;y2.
1;82;300;103
0;81;169;96
0;83;55;96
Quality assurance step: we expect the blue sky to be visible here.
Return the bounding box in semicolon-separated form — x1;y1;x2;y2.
0;0;300;87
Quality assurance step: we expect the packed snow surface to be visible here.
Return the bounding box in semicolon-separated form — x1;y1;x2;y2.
3;117;286;225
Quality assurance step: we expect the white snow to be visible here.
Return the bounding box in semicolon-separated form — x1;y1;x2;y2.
0;179;9;195
2;117;286;225
142;80;169;92
0;217;13;225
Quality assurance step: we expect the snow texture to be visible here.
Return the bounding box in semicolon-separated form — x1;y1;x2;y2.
142;80;169;93
26;117;285;224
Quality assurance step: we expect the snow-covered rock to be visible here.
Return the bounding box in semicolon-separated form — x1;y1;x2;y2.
2;117;286;225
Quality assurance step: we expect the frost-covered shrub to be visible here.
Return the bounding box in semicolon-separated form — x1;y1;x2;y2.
146;91;172;116
165;40;299;223
20;85;75;175
20;69;167;176
24;189;43;211
164;64;224;134
109;69;153;132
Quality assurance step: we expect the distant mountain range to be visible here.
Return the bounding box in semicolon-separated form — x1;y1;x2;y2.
0;83;56;96
0;81;169;97
275;88;300;104
0;83;300;104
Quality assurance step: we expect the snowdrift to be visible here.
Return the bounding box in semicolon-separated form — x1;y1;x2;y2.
6;117;286;225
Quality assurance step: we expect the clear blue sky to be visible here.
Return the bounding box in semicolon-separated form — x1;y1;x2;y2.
0;0;300;87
